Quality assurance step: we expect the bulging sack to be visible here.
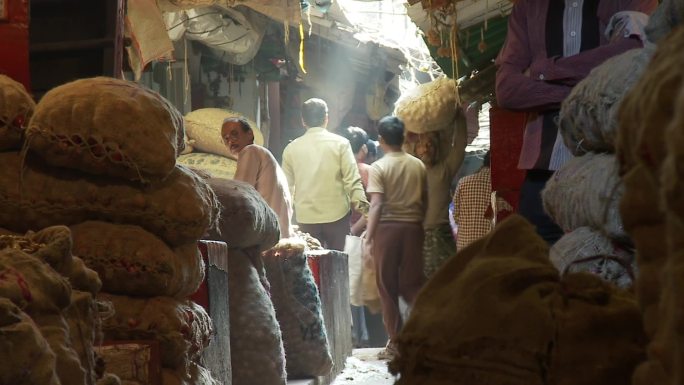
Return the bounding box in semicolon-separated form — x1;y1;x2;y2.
542;152;626;240
394;77;459;134
184;108;264;160
26;77;185;182
559;48;653;155
71;221;204;298
0;152;219;246
205;178;279;252
177;152;237;180
0;74;35;151
98;293;213;371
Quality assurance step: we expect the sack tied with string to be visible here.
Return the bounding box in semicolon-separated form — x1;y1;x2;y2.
0;298;61;385
26;76;185;182
0;74;35;151
227;248;286;385
0;152;219;247
65;290;101;385
550;227;636;289
98;293;213;372
559;47;653;155
70;221;204;298
542;152;627;241
263;238;333;378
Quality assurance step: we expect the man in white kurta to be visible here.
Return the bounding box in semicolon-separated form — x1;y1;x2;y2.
223;118;293;238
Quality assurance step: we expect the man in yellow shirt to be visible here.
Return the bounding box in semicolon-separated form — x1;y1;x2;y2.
282;98;370;251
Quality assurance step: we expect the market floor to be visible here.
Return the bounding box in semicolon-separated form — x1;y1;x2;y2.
331;348;396;385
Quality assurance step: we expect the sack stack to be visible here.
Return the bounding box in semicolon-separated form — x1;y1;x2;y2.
544;46;655;288
0;76;221;385
617;23;684;385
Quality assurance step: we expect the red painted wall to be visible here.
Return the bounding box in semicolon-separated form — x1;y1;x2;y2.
0;0;30;90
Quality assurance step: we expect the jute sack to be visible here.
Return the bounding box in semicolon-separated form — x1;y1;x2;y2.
0;74;35;151
227;248;286;385
205;178;280;252
615;26;684;371
177;152;237;180
263;238;333;378
0;298;60;385
184;108;264;160
550;227;635;289
390;215;646;385
390;215;556;385
71;221;204;298
0;248;72;315
645;0;684;43
33;313;89;385
161;362;221;385
559;47;653;155
542;152;626;240
0;152;220;246
26;76;185;182
4;225;103;296
98;293;213;371
394;77;459;134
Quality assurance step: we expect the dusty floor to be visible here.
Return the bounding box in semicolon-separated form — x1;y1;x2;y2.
331;348;396;385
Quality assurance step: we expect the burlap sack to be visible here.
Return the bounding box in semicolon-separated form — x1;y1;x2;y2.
71;221;204;298
227;248;286;385
394;77;459;134
65;290;100;385
184;108;264;160
550;227;635;289
615;28;684;385
559;48;653;155
161;362;220;385
26;76;184;182
390;215;646;385
0;298;60;385
98;293;213;371
263;238;333;377
96;373;122;385
0;152;219;246
390;215;556;385
542;152;626;240
645;0;684;43
3;225;103;296
0;248;72;314
177;152;237;180
546;273;646;385
0;74;35;151
205;178;280;252
34;313;89;385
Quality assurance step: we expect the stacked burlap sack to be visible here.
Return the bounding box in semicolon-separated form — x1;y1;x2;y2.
0;76;221;384
543;47;656;288
0;74;34;151
0;227;105;385
389;215;647;385
616;24;684;385
176;108;265;180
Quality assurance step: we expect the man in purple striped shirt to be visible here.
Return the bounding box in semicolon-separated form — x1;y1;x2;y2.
495;0;656;243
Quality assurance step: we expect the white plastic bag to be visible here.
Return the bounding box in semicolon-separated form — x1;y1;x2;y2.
345;234;364;306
